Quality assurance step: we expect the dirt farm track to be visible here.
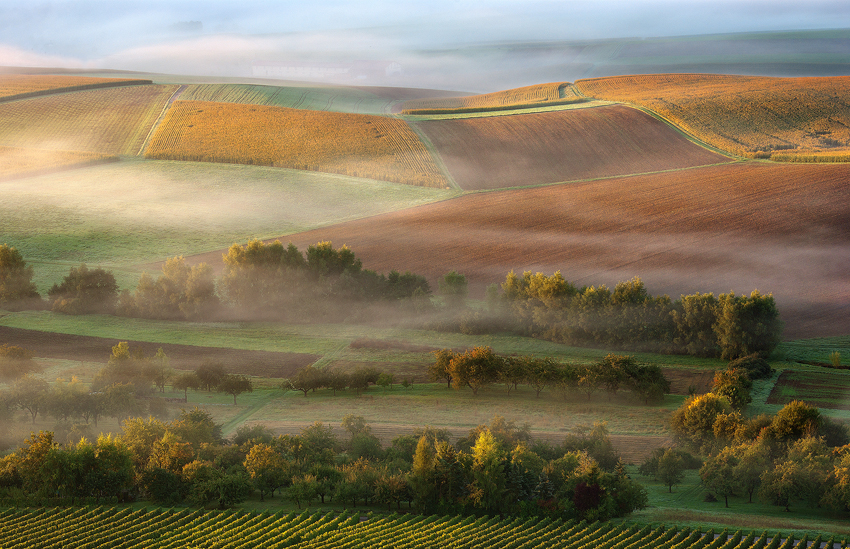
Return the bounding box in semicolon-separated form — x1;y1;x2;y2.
183;161;850;341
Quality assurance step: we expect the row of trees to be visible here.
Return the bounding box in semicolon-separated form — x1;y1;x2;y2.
0;242;433;322
470;272;783;360
0;412;647;520
428;348;671;403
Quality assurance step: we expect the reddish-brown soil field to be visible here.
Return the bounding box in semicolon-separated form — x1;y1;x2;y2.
183;161;849;340
0;326;318;378
767;369;850;410
414;105;731;190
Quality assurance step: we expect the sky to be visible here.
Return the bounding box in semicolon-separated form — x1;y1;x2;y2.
1;0;849;88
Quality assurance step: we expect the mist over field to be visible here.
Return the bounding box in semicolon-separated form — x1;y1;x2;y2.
2;1;850;90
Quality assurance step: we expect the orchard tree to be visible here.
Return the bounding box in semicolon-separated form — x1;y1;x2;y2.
48;264;118;314
218;374;253;405
438;271;468;308
712;367;753;411
244;443;289;501
173;371;201;400
0;244;39;308
657;448;686;493
449;346;503;395
429;349;455;388
700;445;738;506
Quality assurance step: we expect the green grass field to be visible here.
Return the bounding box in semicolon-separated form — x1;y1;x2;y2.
0;158;456;292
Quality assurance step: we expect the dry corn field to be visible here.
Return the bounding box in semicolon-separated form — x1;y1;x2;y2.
145;101;450;187
576;74;850;160
401;82;579;113
0;146;115;180
0;74;151;101
0;84;178;156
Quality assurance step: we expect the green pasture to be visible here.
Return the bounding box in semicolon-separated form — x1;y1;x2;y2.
179;83;402;114
0;158;456;292
624;468;850;539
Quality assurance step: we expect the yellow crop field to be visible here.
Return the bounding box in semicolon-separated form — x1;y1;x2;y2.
0;74;152;101
0;147;116;180
145;101;451;187
576;74;850;160
401;82;581;114
0;84;178;156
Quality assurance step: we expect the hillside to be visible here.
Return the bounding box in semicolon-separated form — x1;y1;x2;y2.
183;161;850;340
576;74;850;160
414;104;731;190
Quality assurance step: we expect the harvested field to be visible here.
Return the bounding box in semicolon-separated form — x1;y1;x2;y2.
401;82;580;114
662;368;715;395
767;369;850;410
414;105;730;190
186;161;850;340
0;325;318;378
0;146;116;180
0;74;151;101
576;74;850;160
0;84;178;156
145;101;450;187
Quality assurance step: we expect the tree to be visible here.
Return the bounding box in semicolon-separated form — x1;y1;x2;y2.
448;346;503;395
712;367;753;411
525;356;559;398
48;264;118;314
173;371;200;400
11;375;49;423
0;344;40;381
624;363;670;405
146;348;172;393
765;400;821;442
700;445;739;506
409;435;436;512
285;364;324;396
596;354;634;399
0;244;39;308
469;429;507;512
438;271;468;308
670;392;733;452
244;443;289;501
428;349;455;388
218;374;253;405
657;448;686;493
196;362;227;392
714;290;782;360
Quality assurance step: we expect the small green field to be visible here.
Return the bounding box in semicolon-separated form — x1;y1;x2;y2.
178;83;403;114
0;158;456;292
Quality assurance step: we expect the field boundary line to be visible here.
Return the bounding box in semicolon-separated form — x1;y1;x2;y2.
136;84;187;156
0;79;153;104
403;117;460;190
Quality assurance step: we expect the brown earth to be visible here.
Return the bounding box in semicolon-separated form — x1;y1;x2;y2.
414;105;731;190
184;161;850;340
0;325;318;378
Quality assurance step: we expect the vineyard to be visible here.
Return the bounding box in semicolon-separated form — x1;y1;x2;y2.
401;82;582;114
0;146;116;180
575;74;850;160
413;105;730;190
0;84;178;156
145;101;450;187
178;84;403;114
0;74;152;102
0;506;841;549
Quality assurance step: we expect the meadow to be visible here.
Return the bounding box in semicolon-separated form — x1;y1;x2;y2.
0;146;116;180
0;159;455;291
575;74;850;160
145;101;450;188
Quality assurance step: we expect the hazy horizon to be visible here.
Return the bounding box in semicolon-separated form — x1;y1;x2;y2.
2;1;850;90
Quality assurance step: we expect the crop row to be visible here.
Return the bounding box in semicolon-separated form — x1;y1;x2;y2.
0;74;152;102
401;82;577;114
0;506;843;549
145;100;450;188
0;146;117;180
575;74;850;160
0;84;178;156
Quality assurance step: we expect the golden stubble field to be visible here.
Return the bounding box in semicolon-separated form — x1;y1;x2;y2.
576;74;850;160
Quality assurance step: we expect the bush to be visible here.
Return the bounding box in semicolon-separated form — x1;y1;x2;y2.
727;354;773;380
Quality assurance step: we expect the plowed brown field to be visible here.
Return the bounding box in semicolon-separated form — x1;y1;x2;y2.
415;105;731;190
184;161;849;339
576;74;850;160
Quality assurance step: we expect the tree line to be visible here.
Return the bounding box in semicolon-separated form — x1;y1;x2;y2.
1;244;782;360
0;411;648;520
